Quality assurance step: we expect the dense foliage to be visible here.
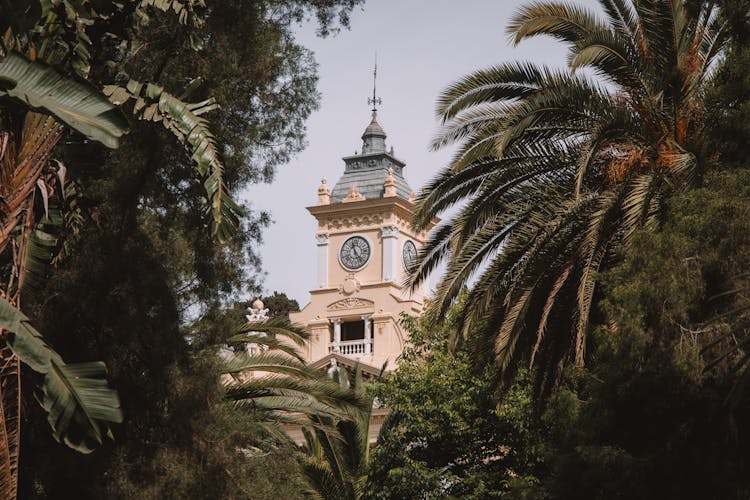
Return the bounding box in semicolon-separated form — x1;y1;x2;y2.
4;0;749;498
300;366;374;499
261;292;301;320
13;0;364;497
366;310;546;499
368;168;750;499
369;2;750;499
521;168;750;499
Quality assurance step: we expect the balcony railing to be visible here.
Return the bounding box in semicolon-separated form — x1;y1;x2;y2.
329;339;372;357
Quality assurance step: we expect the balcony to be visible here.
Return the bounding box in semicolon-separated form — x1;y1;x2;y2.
329;339;372;357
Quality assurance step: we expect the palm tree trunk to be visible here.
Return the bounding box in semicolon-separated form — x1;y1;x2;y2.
0;349;21;499
0;111;63;498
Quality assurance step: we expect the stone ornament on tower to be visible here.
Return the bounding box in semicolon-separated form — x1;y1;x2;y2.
381;225;400;238
384;167;397;197
339;274;361;295
245;298;270;322
343;184;365;203
317;177;331;205
327;358;339;378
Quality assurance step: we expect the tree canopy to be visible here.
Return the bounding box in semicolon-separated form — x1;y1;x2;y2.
10;0;364;497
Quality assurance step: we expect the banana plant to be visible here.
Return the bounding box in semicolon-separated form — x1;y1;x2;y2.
104;79;243;242
0;0;245;497
0;55;127;496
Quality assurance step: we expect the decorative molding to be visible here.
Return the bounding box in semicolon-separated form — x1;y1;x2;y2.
339;274;361;295
325;214;384;230
381;225;399;238
315;233;329;245
327;297;375;311
343;185;365;203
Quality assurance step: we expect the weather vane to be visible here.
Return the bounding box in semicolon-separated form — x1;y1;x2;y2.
367;54;381;114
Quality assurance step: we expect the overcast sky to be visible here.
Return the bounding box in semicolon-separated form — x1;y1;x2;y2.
245;0;600;306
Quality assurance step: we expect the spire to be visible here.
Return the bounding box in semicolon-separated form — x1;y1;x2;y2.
367;54;382;118
362;56;387;154
327;57;414;203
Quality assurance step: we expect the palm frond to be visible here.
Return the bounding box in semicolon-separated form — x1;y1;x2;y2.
507;1;603;46
412;0;725;403
234;318;310;346
598;0;636;36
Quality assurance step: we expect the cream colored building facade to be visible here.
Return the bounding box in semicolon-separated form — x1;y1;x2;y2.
290;110;431;373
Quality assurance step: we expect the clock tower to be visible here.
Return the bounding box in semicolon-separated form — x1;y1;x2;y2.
290;108;432;373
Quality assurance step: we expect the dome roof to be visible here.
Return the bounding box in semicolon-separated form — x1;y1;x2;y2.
251;298;265;310
360;111;387;155
328;110;414;203
362;115;386;139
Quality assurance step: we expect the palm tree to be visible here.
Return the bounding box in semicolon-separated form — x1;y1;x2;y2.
221;319;367;443
299;365;374;500
411;0;727;396
219;316;376;499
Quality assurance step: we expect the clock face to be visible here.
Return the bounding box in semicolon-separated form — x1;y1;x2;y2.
340;236;371;270
403;240;418;272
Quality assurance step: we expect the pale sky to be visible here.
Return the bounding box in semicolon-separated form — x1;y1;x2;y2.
245;0;600;305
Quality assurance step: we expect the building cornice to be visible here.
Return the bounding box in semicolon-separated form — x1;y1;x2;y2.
341;151;406;168
307;197;439;230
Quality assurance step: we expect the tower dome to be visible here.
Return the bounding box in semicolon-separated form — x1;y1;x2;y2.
329;110;413;203
361;112;387;154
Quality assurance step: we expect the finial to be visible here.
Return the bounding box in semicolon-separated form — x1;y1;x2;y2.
367;54;382;116
245;298;269;322
318;177;331;205
384;167;397;197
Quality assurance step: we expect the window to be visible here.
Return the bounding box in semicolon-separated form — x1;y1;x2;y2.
341;321;364;341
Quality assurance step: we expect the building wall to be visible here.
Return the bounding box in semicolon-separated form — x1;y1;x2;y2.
291;196;429;370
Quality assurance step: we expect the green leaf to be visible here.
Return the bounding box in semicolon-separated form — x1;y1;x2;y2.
36;360;122;453
0;52;128;148
21;212;62;304
0;295;60;372
0;296;121;453
105;79;242;241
